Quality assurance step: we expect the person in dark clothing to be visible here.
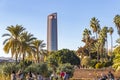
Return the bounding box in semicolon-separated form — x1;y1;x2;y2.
107;71;114;80
26;71;34;80
11;71;16;80
100;73;108;80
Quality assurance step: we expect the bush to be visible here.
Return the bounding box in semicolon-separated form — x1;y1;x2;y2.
36;63;52;77
81;56;91;68
47;49;80;66
2;63;19;75
24;63;52;78
57;63;74;78
89;59;97;68
104;61;112;67
24;63;37;74
19;60;32;68
95;62;104;69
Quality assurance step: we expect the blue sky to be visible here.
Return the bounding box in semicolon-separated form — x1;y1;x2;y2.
0;0;120;57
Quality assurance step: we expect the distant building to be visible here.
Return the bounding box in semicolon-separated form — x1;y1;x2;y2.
47;13;58;51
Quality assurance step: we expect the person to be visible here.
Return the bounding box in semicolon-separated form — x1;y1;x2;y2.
60;71;65;80
16;70;24;80
100;73;107;80
11;70;16;80
107;71;114;80
37;73;43;80
116;78;120;80
50;71;58;80
63;72;69;80
26;71;34;80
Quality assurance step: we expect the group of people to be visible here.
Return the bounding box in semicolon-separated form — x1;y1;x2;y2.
11;70;24;80
96;71;115;80
11;70;70;80
50;71;69;80
11;70;43;80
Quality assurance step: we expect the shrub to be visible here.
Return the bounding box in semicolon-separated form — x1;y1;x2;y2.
19;60;32;69
104;61;113;67
36;63;52;77
24;63;37;74
57;63;74;78
95;62;104;69
81;56;91;68
2;63;19;75
89;59;97;68
24;63;52;78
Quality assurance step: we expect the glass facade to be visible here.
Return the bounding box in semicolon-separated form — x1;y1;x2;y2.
47;13;58;51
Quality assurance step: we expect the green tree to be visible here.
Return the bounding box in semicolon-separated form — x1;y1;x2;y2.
108;27;114;60
112;46;120;71
47;49;80;66
32;40;46;63
90;17;101;61
19;31;36;62
109;27;114;52
81;56;91;68
114;15;120;36
2;25;25;63
90;17;100;39
82;28;91;57
83;28;91;42
98;27;108;61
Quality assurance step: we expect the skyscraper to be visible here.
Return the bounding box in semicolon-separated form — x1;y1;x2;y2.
47;13;58;51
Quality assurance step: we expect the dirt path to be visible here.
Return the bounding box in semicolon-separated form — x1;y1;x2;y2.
72;68;120;79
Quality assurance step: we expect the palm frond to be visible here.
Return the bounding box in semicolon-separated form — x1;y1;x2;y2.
2;33;11;37
3;38;11;45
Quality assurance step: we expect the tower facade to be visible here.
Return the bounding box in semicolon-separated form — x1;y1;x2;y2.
47;13;58;51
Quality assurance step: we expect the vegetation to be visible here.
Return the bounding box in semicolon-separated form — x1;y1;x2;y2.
2;25;46;63
112;46;120;71
1;14;120;79
57;63;74;78
77;15;120;70
114;15;120;36
48;49;80;65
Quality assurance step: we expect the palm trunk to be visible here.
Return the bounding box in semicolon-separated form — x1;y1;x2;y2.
23;53;25;62
97;45;99;62
96;32;97;39
110;35;113;61
33;53;37;63
100;44;102;62
37;48;40;63
15;53;18;64
106;39;108;60
37;56;40;63
111;35;113;52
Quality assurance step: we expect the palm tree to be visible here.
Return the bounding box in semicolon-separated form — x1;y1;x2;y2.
94;40;101;62
114;15;120;36
82;28;91;57
98;27;108;61
109;27;114;58
83;28;91;42
90;17;100;39
2;25;25;63
32;40;46;63
19;31;36;62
